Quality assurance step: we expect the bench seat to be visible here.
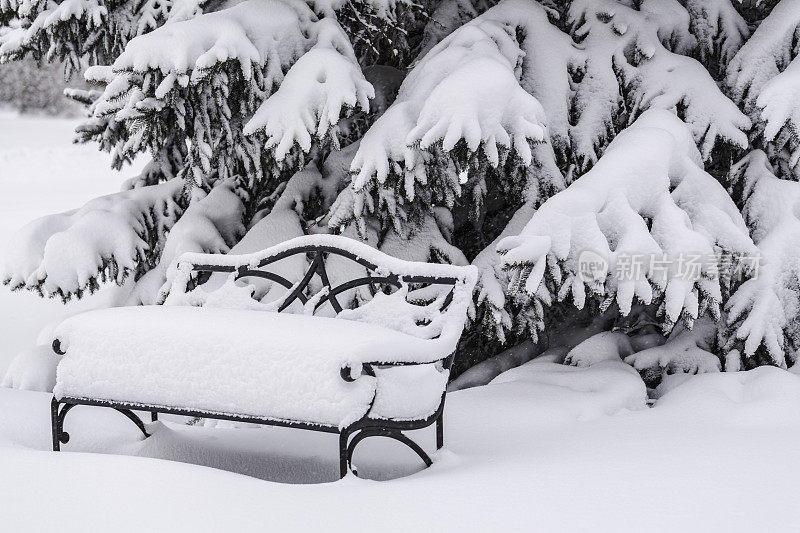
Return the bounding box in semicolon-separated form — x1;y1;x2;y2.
54;305;451;427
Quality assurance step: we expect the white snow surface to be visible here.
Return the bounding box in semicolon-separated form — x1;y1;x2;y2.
4;356;800;530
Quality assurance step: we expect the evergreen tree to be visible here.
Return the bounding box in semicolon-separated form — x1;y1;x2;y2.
3;0;800;386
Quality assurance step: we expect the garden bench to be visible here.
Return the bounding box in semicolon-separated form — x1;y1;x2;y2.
49;234;477;478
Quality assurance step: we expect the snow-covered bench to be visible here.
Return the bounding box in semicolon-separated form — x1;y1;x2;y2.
49;235;477;477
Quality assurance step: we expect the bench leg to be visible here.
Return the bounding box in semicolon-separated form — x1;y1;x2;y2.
339;429;350;479
436;415;444;450
50;397;60;452
51;398;75;452
345;427;433;478
50;398;151;452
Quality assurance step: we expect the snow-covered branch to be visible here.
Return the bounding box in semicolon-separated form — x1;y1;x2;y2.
129;181;245;305
497;110;756;339
567;0;749;166
727;0;800;177
1;179;184;299
82;0;373;188
243;20;374;161
347;0;549;232
0;0;206;68
726;150;800;368
684;0;749;67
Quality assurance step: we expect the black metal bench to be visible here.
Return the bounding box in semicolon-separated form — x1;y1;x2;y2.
50;235;477;478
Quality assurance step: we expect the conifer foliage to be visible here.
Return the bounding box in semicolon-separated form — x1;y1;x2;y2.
4;0;800;383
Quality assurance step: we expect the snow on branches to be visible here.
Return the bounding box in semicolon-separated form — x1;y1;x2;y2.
129;181;245;305
725;151;800;368
346;0;752;239
727;0;800;178
1;179;184;300
496;110;756;341
242;22;374;160
81;0;372;189
0;0;205;71
7;0;800;380
345;0;549;233
567;0;750;166
683;0;749;68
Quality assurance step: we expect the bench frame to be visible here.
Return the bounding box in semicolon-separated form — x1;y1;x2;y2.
51;238;469;478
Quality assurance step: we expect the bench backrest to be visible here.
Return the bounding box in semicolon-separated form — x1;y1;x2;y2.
165;235;478;343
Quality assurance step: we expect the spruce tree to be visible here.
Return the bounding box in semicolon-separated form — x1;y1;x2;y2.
3;0;800;386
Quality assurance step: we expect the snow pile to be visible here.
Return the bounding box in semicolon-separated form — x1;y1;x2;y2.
489;354;647;419
625;317;721;382
562;314;722;385
564;331;636;368
53;306;453;426
1;344;59;392
655;365;800;421
726;151;800;368
1;179;183;299
5;361;800;529
496;110;756;338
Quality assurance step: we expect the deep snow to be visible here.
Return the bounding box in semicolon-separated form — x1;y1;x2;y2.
2;360;800;531
2;113;800;532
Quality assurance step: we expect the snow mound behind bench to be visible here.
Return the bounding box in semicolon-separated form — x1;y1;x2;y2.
53;306;452;427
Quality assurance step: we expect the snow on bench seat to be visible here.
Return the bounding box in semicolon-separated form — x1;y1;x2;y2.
53;305;452;427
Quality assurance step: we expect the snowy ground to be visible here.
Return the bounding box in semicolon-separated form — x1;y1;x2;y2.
1;113;800;532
